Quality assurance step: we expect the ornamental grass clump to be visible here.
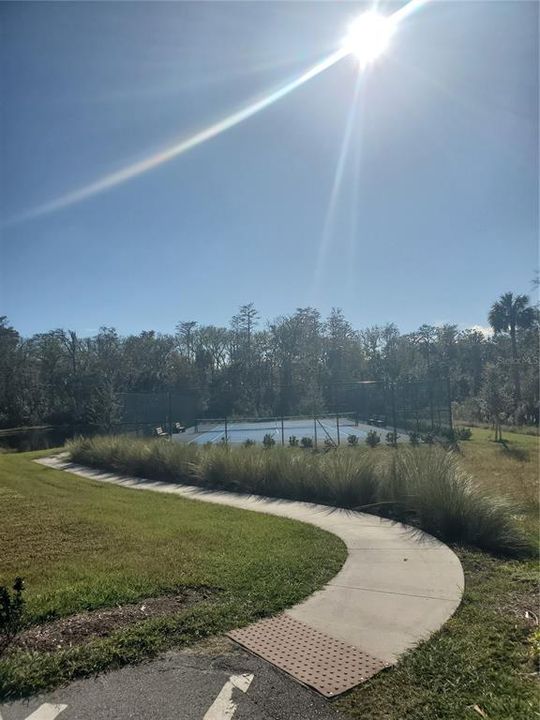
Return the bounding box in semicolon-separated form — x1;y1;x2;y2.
199;444;266;493
380;447;531;557
319;451;379;508
68;435;199;484
199;446;327;502
67;436;531;556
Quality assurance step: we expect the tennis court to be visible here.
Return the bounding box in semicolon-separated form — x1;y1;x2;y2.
182;415;399;446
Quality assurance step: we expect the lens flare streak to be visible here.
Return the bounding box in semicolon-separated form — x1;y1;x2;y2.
13;48;347;222
10;0;431;223
392;0;431;24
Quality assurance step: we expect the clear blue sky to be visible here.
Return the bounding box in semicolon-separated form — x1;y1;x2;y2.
1;1;538;337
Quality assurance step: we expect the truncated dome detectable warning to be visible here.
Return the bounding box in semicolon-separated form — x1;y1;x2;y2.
228;613;389;697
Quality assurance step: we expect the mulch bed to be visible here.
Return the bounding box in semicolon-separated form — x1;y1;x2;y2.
15;586;218;653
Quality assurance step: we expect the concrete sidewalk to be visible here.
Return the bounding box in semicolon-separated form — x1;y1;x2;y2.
36;456;464;671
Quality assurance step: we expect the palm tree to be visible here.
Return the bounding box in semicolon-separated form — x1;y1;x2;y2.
488;292;535;402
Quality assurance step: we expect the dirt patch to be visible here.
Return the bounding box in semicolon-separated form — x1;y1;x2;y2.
16;586;218;653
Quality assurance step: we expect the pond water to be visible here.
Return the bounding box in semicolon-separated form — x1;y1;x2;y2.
0;426;89;453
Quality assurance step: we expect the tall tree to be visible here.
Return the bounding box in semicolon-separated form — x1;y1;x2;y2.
1;292;539;432
0;318;22;425
175;321;198;361
488;292;535;402
231;303;259;361
480;363;512;441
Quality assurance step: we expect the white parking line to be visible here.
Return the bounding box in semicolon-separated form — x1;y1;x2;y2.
203;673;254;720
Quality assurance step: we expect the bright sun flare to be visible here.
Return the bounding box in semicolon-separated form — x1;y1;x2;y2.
344;11;396;69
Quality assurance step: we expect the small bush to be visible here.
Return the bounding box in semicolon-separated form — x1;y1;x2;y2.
347;434;359;446
408;431;420;446
0;578;25;657
422;432;435;445
366;430;380;448
386;431;398;447
288;435;299;447
300;437;313;449
456;427;472;441
243;439;256;447
262;434;275;448
442;428;457;443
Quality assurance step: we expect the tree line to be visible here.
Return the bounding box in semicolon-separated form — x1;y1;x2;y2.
0;292;538;431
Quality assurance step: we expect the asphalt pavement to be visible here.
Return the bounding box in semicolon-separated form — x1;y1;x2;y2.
0;639;346;720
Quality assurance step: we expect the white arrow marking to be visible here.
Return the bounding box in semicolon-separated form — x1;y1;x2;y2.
0;704;68;720
25;705;67;720
203;673;254;720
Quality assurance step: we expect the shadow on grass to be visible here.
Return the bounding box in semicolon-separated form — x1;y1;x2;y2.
498;440;530;463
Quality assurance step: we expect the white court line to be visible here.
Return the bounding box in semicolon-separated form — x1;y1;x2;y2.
203;673;254;720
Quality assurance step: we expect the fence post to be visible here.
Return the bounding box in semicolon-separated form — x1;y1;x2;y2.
429;380;435;430
336;413;340;446
224;417;228;444
446;373;454;433
281;416;285;446
391;383;397;437
313;416;318;448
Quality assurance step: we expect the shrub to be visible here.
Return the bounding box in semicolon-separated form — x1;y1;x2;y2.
347;434;359;446
243;439;256;447
324;438;335;449
422;432;435;445
288;435;299;447
440;428;457;443
456;427;472;441
300;437;313;449
262;433;275;448
366;430;380;448
0;578;24;657
386;431;398;447
408;431;420;446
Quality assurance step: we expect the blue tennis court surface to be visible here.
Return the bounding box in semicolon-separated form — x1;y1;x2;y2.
180;417;399;446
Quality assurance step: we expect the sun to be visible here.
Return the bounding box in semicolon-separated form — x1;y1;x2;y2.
343;11;396;69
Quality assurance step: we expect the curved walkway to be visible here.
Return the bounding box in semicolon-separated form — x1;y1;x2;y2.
36;456;464;694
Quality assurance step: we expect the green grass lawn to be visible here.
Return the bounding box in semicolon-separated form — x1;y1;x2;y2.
459;427;539;517
0;450;346;699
